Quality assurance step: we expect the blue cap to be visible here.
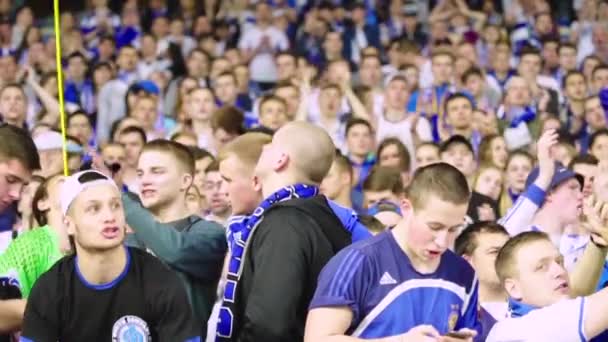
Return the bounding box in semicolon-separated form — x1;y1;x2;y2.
367;200;402;216
136;80;160;95
525;161;584;191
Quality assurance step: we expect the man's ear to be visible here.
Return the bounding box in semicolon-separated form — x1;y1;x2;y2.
65;216;75;236
341;171;353;187
181;173;194;191
504;278;521;301
252;175;262;193
273;152;289;172
37;198;50;212
399;197;413;217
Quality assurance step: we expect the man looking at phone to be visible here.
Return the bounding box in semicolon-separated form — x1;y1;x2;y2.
305;163;480;341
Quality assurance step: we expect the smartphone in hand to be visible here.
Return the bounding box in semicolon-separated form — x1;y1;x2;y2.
445;330;476;339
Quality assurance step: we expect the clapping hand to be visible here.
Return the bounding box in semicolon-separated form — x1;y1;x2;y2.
582;194;608;245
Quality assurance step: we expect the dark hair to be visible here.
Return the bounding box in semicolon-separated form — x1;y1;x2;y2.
67;110;91;127
377;137;411;172
461;67;483;84
558;42;577;54
541;36;560;47
142;139;195;175
274;80;298;92
205;160;220;173
506;149;534;168
188;146;215;162
67;51;87;64
562;70;585;89
592;64;608;79
589;128;608;151
0;124;40;171
444;92;474;115
188;48;211;62
569;154;599;169
99;34;115;45
455;221;508;256
440;135;474;155
363;166;404;194
119;125;147;145
519;46;542;59
31;174;60;227
211;106;245;135
215;71;237;84
258;94;287;113
345;118;373;137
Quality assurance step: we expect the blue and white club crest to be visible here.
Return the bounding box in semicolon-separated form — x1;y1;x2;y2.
112;315;151;342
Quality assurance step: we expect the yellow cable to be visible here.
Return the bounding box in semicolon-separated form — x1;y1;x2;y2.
53;0;69;176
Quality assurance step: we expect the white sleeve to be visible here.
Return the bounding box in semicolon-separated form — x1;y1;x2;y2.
498;184;545;236
238;32;251;50
415;116;433;142
487;298;587;342
277;31;289;50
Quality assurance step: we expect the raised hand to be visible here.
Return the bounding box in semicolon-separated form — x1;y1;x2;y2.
582;194;608;244
535;129;558;187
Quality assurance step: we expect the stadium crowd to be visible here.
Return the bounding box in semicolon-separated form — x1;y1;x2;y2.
2;0;608;341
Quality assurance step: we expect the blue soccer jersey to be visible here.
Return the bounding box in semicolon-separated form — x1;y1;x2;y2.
310;230;481;339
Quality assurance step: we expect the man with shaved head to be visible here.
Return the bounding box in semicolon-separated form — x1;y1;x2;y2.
216;122;353;341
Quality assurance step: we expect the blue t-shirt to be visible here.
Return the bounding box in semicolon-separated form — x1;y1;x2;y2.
309;230;481;339
327;200;372;243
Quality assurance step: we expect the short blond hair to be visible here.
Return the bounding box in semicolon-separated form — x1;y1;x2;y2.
495;231;550;284
217;132;272;169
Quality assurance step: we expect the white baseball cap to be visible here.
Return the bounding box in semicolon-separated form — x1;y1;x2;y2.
60;170;119;216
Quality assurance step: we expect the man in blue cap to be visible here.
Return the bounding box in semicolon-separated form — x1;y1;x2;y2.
498;129;589;270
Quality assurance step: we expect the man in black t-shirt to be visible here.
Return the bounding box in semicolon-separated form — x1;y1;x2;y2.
20;170;200;342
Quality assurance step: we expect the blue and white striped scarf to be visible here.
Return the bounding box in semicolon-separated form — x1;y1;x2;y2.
216;183;318;341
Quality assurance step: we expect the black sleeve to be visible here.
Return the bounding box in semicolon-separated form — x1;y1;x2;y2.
237;211;311;342
20;273;60;342
152;270;201;342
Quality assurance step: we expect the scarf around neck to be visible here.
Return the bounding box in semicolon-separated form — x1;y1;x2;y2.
216;183;318;340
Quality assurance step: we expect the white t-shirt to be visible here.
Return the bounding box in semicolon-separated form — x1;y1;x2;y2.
238;26;289;82
482;301;509;321
486;297;587;342
375;112;433;168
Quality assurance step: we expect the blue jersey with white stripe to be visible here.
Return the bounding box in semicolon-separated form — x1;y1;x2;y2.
310;230;481;339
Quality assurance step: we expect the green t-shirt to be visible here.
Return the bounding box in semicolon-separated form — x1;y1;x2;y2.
0;225;64;298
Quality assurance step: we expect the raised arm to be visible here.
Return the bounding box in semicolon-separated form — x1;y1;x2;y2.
122;193;227;281
454;0;487;31
498;130;558;235
429;0;457;23
295;69;314;122
341;81;375;129
24;66;60;127
570;197;608;296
